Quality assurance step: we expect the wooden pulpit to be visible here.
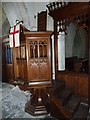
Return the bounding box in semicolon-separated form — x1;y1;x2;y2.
24;31;52;116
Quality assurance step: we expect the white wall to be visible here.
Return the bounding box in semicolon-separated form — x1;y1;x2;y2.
0;2;2;37
2;2;54;32
65;23;76;57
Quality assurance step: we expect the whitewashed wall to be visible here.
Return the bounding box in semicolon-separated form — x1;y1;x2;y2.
2;2;54;31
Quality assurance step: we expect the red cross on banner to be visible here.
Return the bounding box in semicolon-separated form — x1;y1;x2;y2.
9;24;20;47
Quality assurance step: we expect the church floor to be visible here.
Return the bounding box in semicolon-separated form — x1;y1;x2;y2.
1;81;90;120
1;82;56;119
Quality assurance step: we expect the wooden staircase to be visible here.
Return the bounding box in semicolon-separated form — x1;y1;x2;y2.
50;80;89;120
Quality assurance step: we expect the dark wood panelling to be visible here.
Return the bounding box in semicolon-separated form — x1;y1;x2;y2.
37;10;47;31
58;72;88;98
6;64;14;83
78;75;88;98
16;59;27;80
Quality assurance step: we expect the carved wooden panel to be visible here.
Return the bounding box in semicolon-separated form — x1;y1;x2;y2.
13;47;20;79
26;32;52;83
6;64;14;83
39;40;47;57
17;59;27;80
13;41;27;81
28;39;49;82
78;75;88;98
29;59;39;81
39;59;49;80
21;45;26;58
29;41;38;58
22;60;27;80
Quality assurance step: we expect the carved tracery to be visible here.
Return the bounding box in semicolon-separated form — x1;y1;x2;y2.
56;12;89;35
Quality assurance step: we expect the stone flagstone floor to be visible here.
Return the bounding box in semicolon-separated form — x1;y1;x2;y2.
0;82;56;119
1;81;90;120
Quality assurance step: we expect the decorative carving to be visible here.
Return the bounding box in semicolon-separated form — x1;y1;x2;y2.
30;59;39;67
29;41;38;58
57;20;67;35
21;45;26;58
30;59;38;64
29;59;48;67
73;13;89;31
16;60;19;64
57;12;89;35
29;40;48;58
16;58;26;64
46;2;71;12
39;40;47;57
39;59;47;63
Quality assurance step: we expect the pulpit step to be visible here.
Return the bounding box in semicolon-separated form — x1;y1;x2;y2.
52;88;72;106
50;80;89;119
50;95;81;119
52;80;65;95
72;103;89;119
62;95;81;118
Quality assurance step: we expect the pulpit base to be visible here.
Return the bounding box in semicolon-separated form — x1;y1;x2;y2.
25;88;50;116
25;82;52;116
25;100;49;116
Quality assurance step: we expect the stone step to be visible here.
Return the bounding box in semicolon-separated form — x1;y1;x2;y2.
52;88;72;106
72;103;89;120
62;95;81;118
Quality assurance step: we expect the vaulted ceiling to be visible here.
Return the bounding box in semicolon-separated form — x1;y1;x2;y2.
1;2;50;36
1;0;88;36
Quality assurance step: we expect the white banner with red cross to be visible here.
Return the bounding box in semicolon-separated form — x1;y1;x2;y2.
9;24;20;47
